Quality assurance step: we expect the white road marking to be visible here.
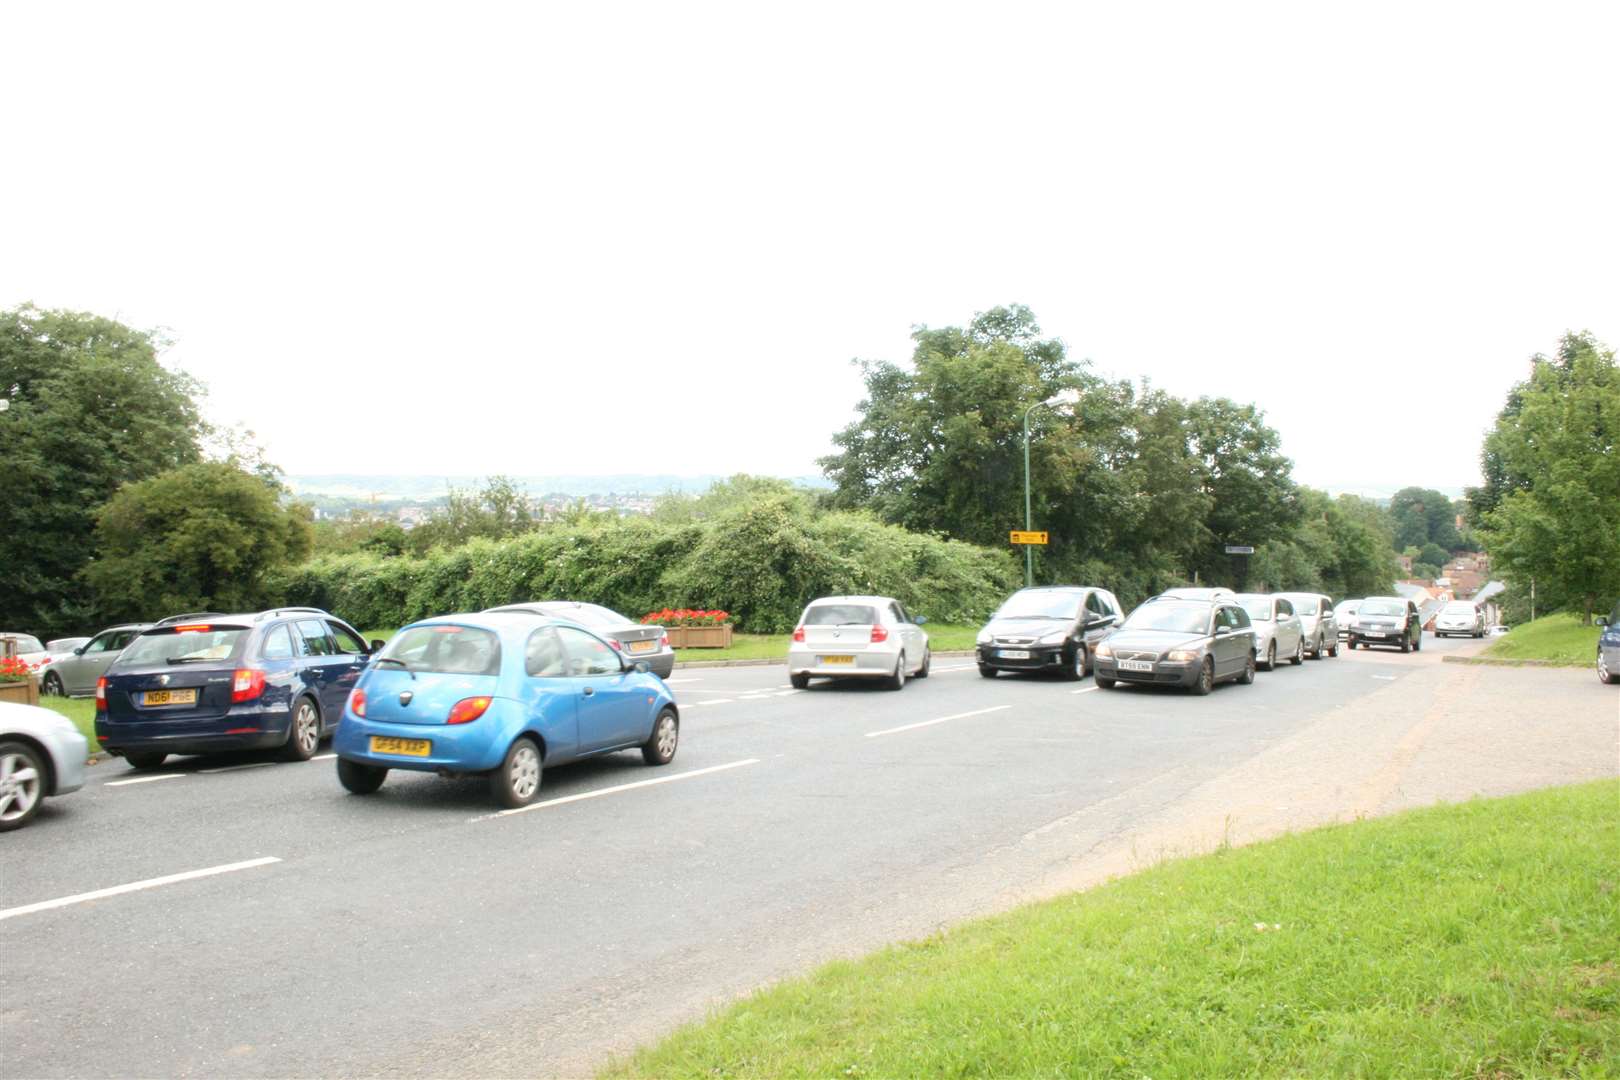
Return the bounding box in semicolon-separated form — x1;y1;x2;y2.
865;705;1012;738
774;689;802;696
104;773;184;787
480;759;761;820
692;699;735;706
310;753;337;761
934;664;978;673
0;857;281;922
664;677;704;685
1372;675;1397;681
198;762;277;774
1071;687;1099;695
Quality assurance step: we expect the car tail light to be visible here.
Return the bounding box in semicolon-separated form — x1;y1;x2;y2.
448;696;493;725
659;632;669;648
349;687;367;718
96;677;107;708
231;668;267;703
870;625;889;643
173;624;212;633
608;638;623;651
792;627;805;642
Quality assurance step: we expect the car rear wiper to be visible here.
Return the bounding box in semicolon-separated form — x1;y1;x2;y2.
373;656;416;679
164;656;220;664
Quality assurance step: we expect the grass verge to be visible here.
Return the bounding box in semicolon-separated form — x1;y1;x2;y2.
676;624;980;664
37;696;97;746
607;780;1620;1078
1484;612;1602;666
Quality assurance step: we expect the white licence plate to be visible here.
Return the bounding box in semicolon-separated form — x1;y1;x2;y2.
1365;631;1387;638
1120;660;1154;672
997;649;1031;659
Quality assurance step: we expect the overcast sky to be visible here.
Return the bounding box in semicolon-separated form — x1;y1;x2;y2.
4;1;1616;496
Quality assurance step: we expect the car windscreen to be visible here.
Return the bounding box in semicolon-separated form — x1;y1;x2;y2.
119;626;248;666
1238;600;1273;621
48;637;90;652
1358;600;1405;616
993;591;1082;619
803;604;879;626
1442;603;1476;614
1121;602;1211;635
380;625;502;675
1287;598;1319;615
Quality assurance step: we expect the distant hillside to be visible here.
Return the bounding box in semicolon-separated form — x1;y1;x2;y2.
285;474;832;500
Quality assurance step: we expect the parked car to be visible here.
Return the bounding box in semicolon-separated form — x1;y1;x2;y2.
787;596;930;690
1434;601;1486;638
45;637;91;656
974;585;1123;680
0;700;88;831
1277;592;1338;658
332;612;679;808
1093;596;1256;695
1346;597;1423;652
1489;624;1511;636
483;601;674;678
0;634;48;671
1333;600;1361;639
96;607;381;770
1597;603;1620;686
1156;587;1237;603
1233;594;1305;670
40;624;151;697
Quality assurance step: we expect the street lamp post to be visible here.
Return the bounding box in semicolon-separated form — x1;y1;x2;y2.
1021;390;1079;588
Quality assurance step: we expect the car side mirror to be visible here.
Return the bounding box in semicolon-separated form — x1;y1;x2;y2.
73;646;85;655
369;639;387;653
1214;626;1231;636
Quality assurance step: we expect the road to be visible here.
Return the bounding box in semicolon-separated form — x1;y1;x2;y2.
3;632;1614;1078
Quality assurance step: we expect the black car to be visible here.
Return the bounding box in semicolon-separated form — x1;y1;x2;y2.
96;607;383;769
1346;597;1423;652
975;586;1124;680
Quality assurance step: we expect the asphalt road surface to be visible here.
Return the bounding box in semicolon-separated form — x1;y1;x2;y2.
3;632;1614;1078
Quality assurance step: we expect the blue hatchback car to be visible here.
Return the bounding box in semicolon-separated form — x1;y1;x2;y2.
332;612;680;808
97;608;380;770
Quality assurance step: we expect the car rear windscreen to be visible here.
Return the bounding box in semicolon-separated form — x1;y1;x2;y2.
803;604;879;626
119;626;248;667
382;626;502;675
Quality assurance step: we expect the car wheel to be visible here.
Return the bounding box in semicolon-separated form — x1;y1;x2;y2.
1063;644;1086;682
1399;635;1411;654
336;757;387;795
1095;675;1116;690
125;751;167;770
790;672;810;690
916;649;931;678
1191;657;1215;696
642;707;678;766
1261;642;1276;671
1414;633;1422;652
42;672;64;697
1238;652;1256;684
978;664;997;678
1599;653;1616;685
490;736;542;809
885;654;907;691
0;741;46;832
1308;634;1322;660
1329;638;1339;657
1291;638;1304;666
282;697;321;761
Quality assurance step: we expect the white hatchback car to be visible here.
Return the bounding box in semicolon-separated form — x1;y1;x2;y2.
787;596;930;690
1233;593;1306;670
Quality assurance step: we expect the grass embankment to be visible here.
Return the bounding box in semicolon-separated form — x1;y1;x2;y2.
1484;612;1603;666
608;780;1620;1078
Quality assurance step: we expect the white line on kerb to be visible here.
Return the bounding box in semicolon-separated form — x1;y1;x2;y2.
0;857;281;922
865;705;1011;738
104;773;185;787
479;758;760;820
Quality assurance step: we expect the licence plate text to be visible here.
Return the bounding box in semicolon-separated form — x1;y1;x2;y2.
819;655;854;665
370;736;431;757
997;649;1031;659
142;689;197;706
1119;660;1155;672
628;640;656;654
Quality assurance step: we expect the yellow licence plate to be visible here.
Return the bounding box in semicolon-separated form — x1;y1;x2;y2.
370;736;431;757
820;654;855;665
142;689;197;706
628;639;656;654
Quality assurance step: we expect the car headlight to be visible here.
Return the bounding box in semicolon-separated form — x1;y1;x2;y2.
1094;642;1113;658
1039;631;1068;645
976;630;992;645
1165;649;1199;662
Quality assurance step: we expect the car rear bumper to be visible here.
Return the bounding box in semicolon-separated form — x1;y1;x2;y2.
333;714;505;774
96;705;292;757
1347;633;1410;649
787;644;900;678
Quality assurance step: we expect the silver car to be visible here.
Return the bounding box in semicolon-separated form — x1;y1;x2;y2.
0;700;88;831
1434;601;1486;638
484;602;675;678
1276;592;1338;658
1333;600;1361;639
39;623;150;697
1234;594;1305;670
787;595;930;690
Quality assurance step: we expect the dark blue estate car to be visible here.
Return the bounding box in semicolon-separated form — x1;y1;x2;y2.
96;608;381;770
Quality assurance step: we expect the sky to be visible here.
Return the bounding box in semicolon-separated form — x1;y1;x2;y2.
3;1;1616;497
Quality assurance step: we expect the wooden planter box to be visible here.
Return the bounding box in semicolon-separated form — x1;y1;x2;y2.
664;625;734;649
0;678;40;706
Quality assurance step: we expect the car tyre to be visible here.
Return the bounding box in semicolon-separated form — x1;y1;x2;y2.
642;707;678;766
336;757;387;795
0;741;46;832
1238;652;1256;684
978;664;997;678
1260;642;1276;671
1291;638;1305;666
1095;674;1116;690
1190;657;1215;696
1599;653;1616;685
1413;633;1422;652
42;671;64;697
282;697;322;762
490;737;542;809
1329;638;1339;657
885;654;907;691
916;648;931;678
1063;644;1087;682
1399;635;1411;654
790;672;810;690
125;751;167;770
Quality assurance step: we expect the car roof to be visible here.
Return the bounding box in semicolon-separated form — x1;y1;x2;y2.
804;595;896;605
407;611;583;634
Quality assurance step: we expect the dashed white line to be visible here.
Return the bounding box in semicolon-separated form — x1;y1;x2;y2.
687;699;735;707
310;753;337;761
103;773;185;787
1071;686;1099;695
773;689;802;697
479;758;761;820
664;677;704;685
933;664;978;673
198;762;277;774
0;857;282;922
865;705;1012;738
1372;675;1397;681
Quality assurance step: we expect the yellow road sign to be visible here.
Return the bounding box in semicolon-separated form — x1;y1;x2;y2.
1010;530;1049;545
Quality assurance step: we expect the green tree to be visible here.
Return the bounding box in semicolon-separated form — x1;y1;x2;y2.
0;305;206;634
1417;542;1450;569
1182;398;1301;585
84;462;314;620
406;474;538;552
1390;487;1463;552
1471;332;1620;622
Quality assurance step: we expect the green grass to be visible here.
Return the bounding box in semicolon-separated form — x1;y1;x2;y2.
38;696;97;745
606;780;1620;1078
673;624;981;664
1484;612;1603;666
